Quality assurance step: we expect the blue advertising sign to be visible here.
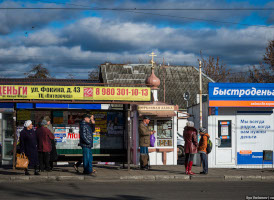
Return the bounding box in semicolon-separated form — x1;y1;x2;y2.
208;83;274;107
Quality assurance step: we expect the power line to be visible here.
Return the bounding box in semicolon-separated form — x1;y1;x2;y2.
0;71;98;74
1;7;274;11
116;10;273;29
7;1;271;28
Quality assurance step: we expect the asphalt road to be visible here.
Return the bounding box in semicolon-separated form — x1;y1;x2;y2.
0;181;273;200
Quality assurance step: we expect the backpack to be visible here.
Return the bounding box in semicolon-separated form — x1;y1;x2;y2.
206;137;212;154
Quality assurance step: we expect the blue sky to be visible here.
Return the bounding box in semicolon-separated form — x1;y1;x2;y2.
0;0;273;79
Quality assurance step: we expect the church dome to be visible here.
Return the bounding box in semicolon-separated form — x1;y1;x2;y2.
146;69;160;89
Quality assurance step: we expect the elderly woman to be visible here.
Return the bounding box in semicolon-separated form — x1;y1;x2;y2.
183;121;198;175
44;116;57;171
20;120;40;175
37;119;55;172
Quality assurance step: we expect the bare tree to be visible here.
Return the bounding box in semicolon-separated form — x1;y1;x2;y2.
263;40;274;70
248;40;274;83
66;73;75;79
25;64;51;79
228;72;250;83
248;64;273;83
198;51;231;82
88;68;99;80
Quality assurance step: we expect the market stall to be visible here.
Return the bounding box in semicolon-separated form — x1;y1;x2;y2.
0;82;151;166
208;83;274;168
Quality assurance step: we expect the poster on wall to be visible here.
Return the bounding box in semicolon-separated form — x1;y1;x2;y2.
237;115;273;165
92;111;107;134
53;111;64;124
68;111;85;125
107;112;124;135
54;127;81;150
93;127;101;149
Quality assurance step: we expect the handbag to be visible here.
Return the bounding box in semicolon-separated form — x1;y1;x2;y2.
16;153;29;169
150;134;156;147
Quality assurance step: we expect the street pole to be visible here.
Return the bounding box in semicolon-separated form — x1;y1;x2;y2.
127;106;131;171
163;57;166;103
199;60;203;128
12;110;17;170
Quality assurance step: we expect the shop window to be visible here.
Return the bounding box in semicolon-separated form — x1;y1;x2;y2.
157;120;173;147
3;114;13;139
3;140;13;159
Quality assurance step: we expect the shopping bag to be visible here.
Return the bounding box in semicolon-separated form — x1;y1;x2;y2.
150;134;155;147
16;153;29;169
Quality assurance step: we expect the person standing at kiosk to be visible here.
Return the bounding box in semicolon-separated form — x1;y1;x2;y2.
183;121;198;175
198;127;209;175
79;114;95;175
139;116;155;170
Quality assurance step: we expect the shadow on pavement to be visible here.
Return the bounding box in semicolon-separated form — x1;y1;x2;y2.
0;183;152;200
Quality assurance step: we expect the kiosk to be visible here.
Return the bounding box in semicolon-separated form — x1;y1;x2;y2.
0;82;151;166
208;83;274;168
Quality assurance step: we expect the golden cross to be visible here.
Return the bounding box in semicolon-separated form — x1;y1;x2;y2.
149;52;157;69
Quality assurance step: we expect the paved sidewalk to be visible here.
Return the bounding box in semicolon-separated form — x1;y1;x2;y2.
0;164;273;182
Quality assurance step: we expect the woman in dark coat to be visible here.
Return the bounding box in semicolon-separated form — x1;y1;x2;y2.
20;120;40;175
183;121;198;175
44;116;58;170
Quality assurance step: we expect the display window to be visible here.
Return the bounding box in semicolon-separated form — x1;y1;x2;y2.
157;120;173;147
16;109;125;155
139;119;173;148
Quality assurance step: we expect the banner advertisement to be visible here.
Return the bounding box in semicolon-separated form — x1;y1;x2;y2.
0;85;151;101
236;115;273;165
208;83;274;107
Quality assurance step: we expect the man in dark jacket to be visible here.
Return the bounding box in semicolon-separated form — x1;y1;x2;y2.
139;116;155;170
74;115;95;173
37;119;55;172
79;114;94;175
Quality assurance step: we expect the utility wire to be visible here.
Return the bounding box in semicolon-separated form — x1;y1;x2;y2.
116;10;273;28
7;1;271;28
2;7;274;11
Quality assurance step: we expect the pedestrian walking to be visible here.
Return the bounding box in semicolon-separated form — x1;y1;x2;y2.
44;116;58;170
20;120;40;175
139;116;155;170
79;114;96;175
37;119;54;172
183;121;198;175
74;115;95;173
198;127;209;175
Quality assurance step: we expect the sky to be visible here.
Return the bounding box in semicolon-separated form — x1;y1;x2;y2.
0;0;273;79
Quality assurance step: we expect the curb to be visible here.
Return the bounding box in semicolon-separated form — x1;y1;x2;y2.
224;175;242;181
3;175;274;182
241;176;262;181
190;175;224;181
262;176;274;180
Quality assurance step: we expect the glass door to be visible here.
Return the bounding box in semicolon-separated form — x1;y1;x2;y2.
215;116;236;166
2;113;14;163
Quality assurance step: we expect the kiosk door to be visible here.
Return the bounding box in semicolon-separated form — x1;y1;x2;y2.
215;116;236;166
1;113;14;165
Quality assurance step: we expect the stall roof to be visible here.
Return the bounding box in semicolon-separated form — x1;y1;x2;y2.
137;101;178;117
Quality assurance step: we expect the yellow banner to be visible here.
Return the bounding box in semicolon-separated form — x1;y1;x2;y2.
0;85;151;101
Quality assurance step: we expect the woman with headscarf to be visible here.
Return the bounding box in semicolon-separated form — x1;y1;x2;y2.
183;121;198;175
44;116;57;170
20;120;40;175
37;119;55;172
